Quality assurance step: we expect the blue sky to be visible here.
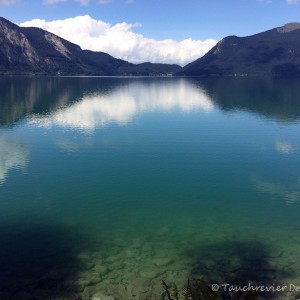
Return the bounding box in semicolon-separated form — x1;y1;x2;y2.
1;0;300;65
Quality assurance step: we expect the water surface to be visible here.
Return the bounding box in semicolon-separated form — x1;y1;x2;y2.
1;76;300;299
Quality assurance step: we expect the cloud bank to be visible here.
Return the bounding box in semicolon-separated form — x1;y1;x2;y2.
19;15;217;66
43;0;67;4
0;0;16;5
287;0;300;4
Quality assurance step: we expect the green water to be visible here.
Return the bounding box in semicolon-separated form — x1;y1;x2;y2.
1;76;300;299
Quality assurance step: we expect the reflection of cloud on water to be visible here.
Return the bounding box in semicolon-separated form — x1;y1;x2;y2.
29;80;213;131
0;136;29;184
54;137;93;153
251;176;300;205
30;93;137;131
275;139;295;155
250;139;296;155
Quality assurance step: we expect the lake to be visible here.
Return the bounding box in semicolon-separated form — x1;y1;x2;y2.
1;76;300;300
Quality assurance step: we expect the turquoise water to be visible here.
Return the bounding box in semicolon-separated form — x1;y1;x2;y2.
1;76;300;299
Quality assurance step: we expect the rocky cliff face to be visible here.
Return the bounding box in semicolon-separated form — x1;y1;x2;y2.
0;18;39;71
181;23;300;76
0;17;181;76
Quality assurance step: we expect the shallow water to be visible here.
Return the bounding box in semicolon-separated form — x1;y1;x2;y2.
1;76;300;299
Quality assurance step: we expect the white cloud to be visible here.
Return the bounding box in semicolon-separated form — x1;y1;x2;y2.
76;0;90;5
98;0;113;3
0;0;16;5
29;79;213;131
287;0;300;4
256;0;272;4
19;15;217;66
43;0;67;4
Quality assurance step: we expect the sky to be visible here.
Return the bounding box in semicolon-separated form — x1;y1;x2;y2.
1;0;300;66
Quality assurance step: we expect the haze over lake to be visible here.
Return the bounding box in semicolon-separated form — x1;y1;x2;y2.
1;76;300;299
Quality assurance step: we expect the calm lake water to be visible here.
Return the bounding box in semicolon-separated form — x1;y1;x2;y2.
1;76;300;300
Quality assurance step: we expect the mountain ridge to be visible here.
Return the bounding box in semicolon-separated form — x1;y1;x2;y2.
180;23;300;76
1;17;300;76
0;17;181;76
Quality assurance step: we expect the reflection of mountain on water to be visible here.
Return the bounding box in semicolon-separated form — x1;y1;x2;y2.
30;79;213;131
2;76;300;128
190;77;300;123
0;77;213;130
0;77;120;126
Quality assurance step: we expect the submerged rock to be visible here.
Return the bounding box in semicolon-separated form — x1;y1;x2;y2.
152;257;174;267
91;292;115;300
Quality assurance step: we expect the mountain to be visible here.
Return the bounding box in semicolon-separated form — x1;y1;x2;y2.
181;23;300;76
0;17;181;76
